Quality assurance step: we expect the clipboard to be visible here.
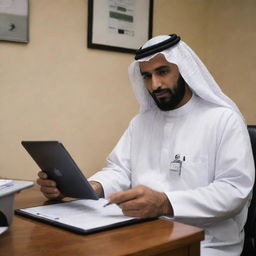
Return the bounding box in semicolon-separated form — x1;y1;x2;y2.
21;141;98;200
15;198;153;234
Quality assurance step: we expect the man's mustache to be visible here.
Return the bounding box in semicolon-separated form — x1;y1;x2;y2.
152;88;171;95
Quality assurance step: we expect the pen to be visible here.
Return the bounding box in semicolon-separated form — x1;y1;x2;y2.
103;202;113;207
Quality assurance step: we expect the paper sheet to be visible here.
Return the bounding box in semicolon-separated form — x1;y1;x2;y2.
0;179;13;190
19;198;136;231
0;226;8;235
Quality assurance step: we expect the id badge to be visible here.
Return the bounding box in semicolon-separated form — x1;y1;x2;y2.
170;154;182;175
170;161;181;175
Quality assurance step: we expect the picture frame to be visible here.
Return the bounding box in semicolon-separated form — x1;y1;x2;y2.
0;0;29;43
87;0;153;54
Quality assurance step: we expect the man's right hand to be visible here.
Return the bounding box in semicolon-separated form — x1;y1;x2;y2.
37;171;104;200
37;171;64;200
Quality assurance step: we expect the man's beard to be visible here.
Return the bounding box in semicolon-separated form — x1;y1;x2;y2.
149;75;186;111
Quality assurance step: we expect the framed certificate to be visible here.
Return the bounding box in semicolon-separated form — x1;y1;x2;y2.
87;0;153;54
0;0;29;43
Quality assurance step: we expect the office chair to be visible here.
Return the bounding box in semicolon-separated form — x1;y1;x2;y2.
241;125;256;256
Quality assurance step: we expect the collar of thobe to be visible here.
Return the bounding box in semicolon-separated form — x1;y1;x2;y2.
160;93;199;118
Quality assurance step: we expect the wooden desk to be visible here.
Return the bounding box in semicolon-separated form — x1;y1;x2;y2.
0;186;204;256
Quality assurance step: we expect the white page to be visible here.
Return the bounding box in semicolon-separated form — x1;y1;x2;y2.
0;180;34;197
19;198;137;230
0;179;13;190
0;226;8;235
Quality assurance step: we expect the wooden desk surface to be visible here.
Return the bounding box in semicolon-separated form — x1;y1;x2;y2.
0;186;204;256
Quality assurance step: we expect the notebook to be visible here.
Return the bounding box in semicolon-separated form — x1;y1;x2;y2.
15;198;153;234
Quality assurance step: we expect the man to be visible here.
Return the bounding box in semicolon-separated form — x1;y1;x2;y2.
37;34;255;256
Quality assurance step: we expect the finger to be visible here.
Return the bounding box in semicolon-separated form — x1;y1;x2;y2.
40;186;61;199
108;189;138;204
122;208;142;218
36;178;56;187
41;187;64;200
122;205;156;218
119;199;141;211
38;171;48;179
40;186;59;195
43;192;61;200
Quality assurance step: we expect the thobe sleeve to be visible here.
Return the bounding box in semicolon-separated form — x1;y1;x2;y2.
166;113;255;226
88;126;132;198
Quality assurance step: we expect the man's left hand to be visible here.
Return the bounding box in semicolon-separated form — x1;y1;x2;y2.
107;185;173;218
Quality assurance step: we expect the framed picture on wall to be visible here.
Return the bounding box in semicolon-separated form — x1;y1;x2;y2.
87;0;153;54
0;0;29;43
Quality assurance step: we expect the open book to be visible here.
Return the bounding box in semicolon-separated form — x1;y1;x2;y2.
15;198;152;234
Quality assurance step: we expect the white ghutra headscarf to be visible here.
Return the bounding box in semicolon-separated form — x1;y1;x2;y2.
128;34;243;118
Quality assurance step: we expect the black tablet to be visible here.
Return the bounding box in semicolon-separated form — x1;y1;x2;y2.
21;141;99;200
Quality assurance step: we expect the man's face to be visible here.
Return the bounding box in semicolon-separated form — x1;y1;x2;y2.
139;54;187;111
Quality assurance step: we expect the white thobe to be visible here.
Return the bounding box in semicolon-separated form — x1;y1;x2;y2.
89;94;255;256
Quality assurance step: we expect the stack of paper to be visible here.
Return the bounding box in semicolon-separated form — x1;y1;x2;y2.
0;179;14;190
